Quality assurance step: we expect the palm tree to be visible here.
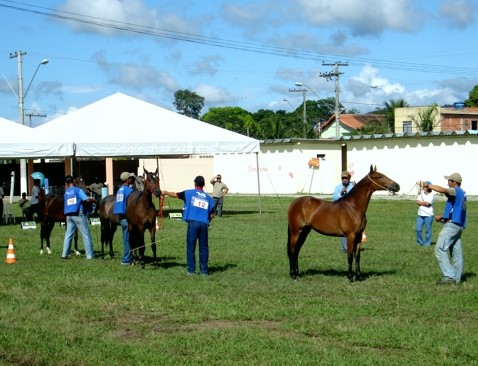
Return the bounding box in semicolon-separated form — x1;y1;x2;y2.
383;99;409;133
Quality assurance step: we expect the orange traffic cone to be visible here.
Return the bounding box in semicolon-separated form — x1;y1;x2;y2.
5;238;17;264
361;231;367;243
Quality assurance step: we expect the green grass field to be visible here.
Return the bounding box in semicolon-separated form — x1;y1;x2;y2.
0;195;477;365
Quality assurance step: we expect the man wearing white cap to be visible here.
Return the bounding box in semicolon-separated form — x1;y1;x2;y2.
421;172;466;285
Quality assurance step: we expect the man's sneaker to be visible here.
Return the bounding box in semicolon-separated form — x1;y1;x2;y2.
187;271;195;276
436;277;456;285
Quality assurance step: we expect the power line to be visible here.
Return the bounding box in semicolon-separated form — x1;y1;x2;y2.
1;0;478;77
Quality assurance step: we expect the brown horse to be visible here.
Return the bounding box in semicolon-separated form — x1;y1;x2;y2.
98;176;145;259
37;177;91;255
287;165;400;282
126;168;161;269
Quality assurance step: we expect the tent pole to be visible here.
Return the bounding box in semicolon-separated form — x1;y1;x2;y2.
255;152;262;214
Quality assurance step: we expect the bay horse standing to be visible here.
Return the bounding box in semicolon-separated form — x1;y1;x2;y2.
98;175;145;259
37;177;91;255
126;168;161;269
287;165;400;282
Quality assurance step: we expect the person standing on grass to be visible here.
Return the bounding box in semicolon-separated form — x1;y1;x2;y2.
114;172;136;266
333;170;355;253
62;175;96;260
210;174;229;217
30;178;41;220
420;173;466;285
415;180;435;246
162;176;215;276
0;183;4;224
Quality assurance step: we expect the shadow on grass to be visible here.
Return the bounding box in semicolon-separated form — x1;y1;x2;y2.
209;263;237;274
461;272;476;282
301;267;397;279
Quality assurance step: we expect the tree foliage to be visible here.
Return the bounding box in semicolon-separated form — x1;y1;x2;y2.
410;104;439;132
173;89;204;119
201;107;258;136
465;85;478;107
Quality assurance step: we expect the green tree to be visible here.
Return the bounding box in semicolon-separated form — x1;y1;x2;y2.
201;106;257;137
410;104;439;132
252;109;297;139
465;85;478;107
173;89;205;119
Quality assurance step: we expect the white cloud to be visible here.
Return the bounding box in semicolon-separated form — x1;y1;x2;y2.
439;0;476;28
194;84;233;104
294;0;424;35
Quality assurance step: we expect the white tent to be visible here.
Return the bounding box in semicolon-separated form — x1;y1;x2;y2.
34;93;260;157
0;117;74;158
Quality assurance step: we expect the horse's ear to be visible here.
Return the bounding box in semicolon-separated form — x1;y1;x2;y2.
154;168;158;175
369;165;373;173
374;165;377;172
144;168;149;175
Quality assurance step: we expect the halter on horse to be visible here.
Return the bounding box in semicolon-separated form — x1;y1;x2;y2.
287;165;400;282
126;168;161;269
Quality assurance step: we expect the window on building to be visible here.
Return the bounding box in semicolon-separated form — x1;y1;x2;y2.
472;120;477;130
403;121;412;133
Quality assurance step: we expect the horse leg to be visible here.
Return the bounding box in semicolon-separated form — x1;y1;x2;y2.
100;219;108;259
73;227;80;256
287;225;311;280
40;220;54;255
109;224;117;259
150;226;158;268
354;235;364;281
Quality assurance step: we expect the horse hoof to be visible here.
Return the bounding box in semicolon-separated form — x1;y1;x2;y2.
357;275;365;282
75;251;81;256
40;249;44;255
46;248;52;255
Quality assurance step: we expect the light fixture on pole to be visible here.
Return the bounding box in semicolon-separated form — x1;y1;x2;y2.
294;82;321;99
9;51;49;195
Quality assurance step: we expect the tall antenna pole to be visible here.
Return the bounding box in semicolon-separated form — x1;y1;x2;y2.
289;87;308;138
320;62;348;138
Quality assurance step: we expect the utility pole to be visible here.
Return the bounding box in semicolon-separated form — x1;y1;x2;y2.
10;50;28;195
25;112;47;127
320;61;348;138
288;87;307;138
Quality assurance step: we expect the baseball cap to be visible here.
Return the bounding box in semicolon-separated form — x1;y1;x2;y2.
65;175;74;183
341;171;351;178
120;172;135;181
194;175;205;187
444;173;462;183
424;180;431;185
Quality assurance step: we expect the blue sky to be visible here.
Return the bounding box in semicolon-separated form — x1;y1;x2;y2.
1;0;478;127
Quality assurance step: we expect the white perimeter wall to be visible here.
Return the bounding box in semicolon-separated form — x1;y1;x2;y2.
139;136;478;196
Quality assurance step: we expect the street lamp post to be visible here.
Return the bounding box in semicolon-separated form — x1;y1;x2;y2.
10;50;48;194
288;87;307;138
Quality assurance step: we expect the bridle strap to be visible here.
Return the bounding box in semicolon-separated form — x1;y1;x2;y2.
367;174;392;191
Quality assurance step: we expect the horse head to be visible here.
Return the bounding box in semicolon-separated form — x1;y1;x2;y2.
367;165;400;193
74;176;88;194
143;168;161;197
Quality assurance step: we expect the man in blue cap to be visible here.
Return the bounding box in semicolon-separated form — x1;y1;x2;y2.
421;173;466;285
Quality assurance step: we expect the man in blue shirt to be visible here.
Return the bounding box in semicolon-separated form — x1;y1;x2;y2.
333;171;355;253
114;171;136;266
422;173;467;285
62;175;96;259
161;176;215;276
